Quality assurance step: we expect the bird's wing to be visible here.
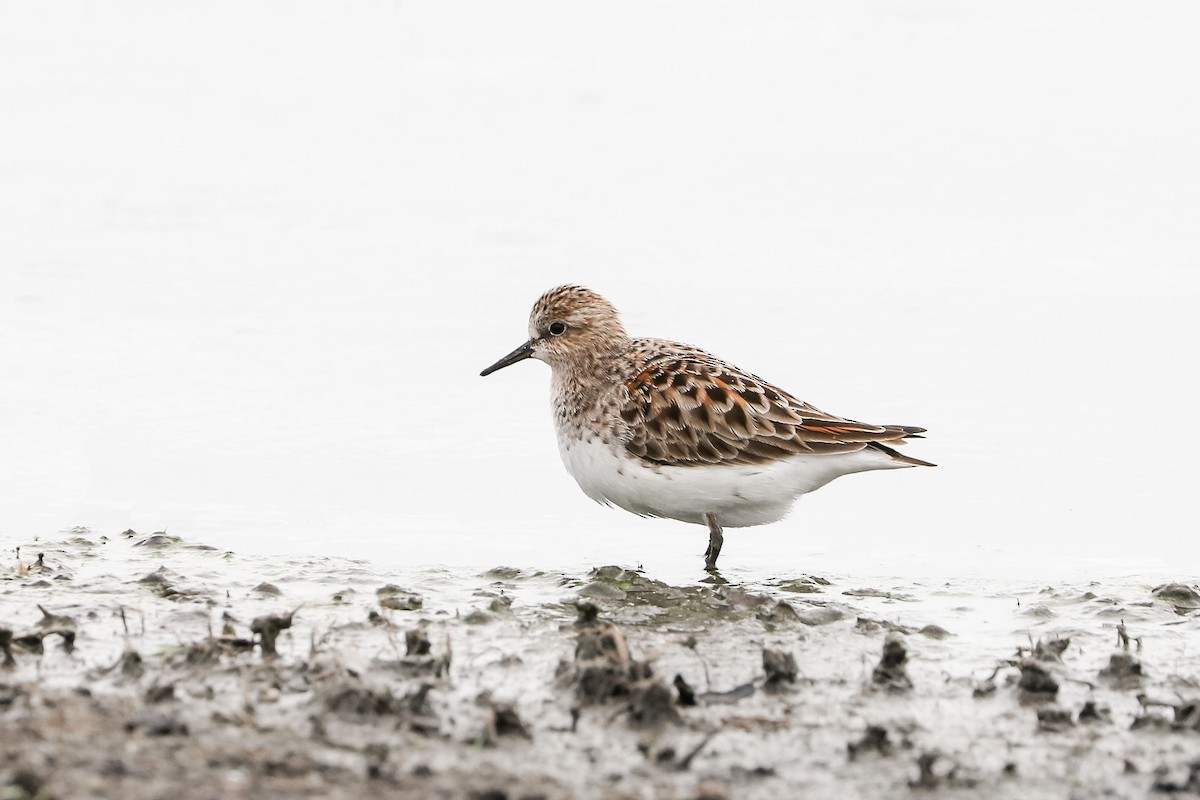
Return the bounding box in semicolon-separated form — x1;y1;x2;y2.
619;346;928;467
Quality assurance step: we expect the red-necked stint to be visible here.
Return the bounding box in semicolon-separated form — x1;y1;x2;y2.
481;285;934;571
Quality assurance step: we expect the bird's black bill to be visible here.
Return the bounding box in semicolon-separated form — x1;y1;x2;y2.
480;341;534;376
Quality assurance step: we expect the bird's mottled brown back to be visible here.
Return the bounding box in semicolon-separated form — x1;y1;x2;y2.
617;339;928;468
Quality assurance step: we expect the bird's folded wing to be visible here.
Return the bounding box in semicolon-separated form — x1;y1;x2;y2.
619;350;922;467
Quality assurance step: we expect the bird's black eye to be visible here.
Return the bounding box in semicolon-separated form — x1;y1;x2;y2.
548;321;567;336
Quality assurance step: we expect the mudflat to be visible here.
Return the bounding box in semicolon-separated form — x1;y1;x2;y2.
2;530;1197;799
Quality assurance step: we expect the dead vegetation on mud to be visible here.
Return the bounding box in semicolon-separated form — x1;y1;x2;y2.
2;530;1199;799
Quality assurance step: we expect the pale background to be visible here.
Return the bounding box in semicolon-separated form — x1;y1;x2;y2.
2;1;1197;582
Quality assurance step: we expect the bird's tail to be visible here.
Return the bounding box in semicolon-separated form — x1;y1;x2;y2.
869;430;937;467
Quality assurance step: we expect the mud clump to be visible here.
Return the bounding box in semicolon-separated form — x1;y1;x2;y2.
1031;636;1070;663
909;752;978;789
762;648;797;689
170;628;255;666
1;628;15;669
775;575;831;594
1;768;46;799
133;533;183;549
1152;759;1200;793
376;584;424;611
135;565;205;601
1157;699;1200;731
1037;706;1074;732
570;603;633;702
119;649;145;678
578;580;627;601
872;633;912;691
1131;707;1175;731
848;726;894;760
126;708;190;736
1079;701;1112;724
860;617;952;640
2;618;77;663
250;610;295;658
627;678;680;727
910;752;941;789
1017;661;1059;703
145;682;175;704
1152;583;1200;613
567;602;679;726
673;674;698;706
790;603;848;626
406;627;432;656
322;677;439;735
376;626;450;678
326;683;400;718
1180;702;1200;729
918;624;953;640
37;604;75;630
1099;652;1145;689
478;696;532;744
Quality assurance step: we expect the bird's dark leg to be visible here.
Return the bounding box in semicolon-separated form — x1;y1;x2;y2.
703;513;724;572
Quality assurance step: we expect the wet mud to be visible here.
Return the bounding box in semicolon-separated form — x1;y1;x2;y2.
2;530;1199;799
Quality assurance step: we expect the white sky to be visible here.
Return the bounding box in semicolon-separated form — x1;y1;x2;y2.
2;1;1198;581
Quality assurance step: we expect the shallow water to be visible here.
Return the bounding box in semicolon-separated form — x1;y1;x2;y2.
2;1;1200;582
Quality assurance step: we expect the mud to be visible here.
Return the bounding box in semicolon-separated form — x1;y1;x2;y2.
2;530;1199;799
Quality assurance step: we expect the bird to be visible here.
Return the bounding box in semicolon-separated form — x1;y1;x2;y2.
480;285;934;571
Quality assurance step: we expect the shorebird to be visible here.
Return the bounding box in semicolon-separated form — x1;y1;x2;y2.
481;285;934;571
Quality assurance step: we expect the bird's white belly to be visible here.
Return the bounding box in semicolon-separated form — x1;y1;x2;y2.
557;435;908;528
